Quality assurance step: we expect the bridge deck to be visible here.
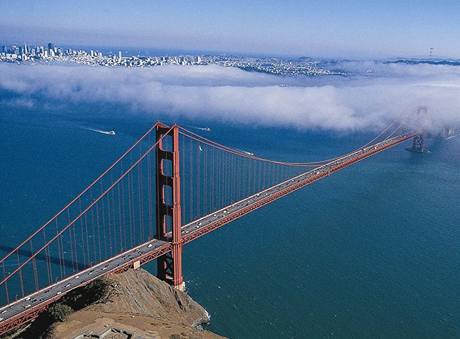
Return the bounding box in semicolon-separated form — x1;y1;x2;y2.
0;132;413;335
181;133;414;242
0;239;169;334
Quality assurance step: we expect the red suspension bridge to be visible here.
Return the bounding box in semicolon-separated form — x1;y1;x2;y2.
0;121;415;335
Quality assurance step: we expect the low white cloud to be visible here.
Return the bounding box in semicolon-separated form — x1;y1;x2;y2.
1;62;460;132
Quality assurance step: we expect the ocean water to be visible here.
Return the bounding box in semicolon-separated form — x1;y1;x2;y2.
1;96;459;338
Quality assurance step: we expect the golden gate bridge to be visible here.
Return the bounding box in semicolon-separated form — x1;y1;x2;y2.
0;121;416;335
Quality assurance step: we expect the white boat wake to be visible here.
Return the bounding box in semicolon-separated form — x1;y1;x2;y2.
445;134;460;140
84;127;116;136
188;125;211;132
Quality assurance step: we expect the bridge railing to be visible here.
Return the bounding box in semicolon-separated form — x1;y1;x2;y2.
178;128;316;225
0;121;409;308
0;122;173;307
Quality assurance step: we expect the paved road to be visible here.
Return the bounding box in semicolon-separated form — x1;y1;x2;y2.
0;133;412;331
181;133;414;240
0;239;168;325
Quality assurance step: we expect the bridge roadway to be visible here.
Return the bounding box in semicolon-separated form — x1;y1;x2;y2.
0;132;414;335
179;132;415;243
0;239;171;333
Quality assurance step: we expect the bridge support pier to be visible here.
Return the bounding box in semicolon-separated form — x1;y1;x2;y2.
155;124;184;290
407;134;428;153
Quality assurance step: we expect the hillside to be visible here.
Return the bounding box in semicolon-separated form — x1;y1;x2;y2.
9;269;223;339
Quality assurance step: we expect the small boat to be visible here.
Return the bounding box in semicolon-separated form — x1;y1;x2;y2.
86;128;116;136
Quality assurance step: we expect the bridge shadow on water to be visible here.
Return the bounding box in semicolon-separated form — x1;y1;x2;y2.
0;244;88;272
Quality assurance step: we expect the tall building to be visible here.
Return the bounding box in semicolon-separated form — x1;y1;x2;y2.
48;42;54;51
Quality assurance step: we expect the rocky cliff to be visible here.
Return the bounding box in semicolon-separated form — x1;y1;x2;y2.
10;269;223;339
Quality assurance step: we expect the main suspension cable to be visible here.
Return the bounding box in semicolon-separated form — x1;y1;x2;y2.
178;122;401;168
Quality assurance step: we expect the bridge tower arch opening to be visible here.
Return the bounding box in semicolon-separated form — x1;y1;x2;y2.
155;124;184;290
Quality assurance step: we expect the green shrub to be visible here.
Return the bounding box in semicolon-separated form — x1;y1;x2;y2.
87;279;109;302
48;303;73;322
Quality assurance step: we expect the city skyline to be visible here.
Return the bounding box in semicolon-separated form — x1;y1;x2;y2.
1;1;460;58
0;41;338;77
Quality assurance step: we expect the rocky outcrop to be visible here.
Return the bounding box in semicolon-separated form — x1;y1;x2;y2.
14;269;223;339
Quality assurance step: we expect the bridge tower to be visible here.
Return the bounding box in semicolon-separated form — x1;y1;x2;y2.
155;124;184;290
410;134;426;152
407;106;429;153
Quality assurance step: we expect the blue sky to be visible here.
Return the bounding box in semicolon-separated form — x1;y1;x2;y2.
1;0;460;58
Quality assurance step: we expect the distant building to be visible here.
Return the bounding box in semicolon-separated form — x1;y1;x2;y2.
48;42;54;51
